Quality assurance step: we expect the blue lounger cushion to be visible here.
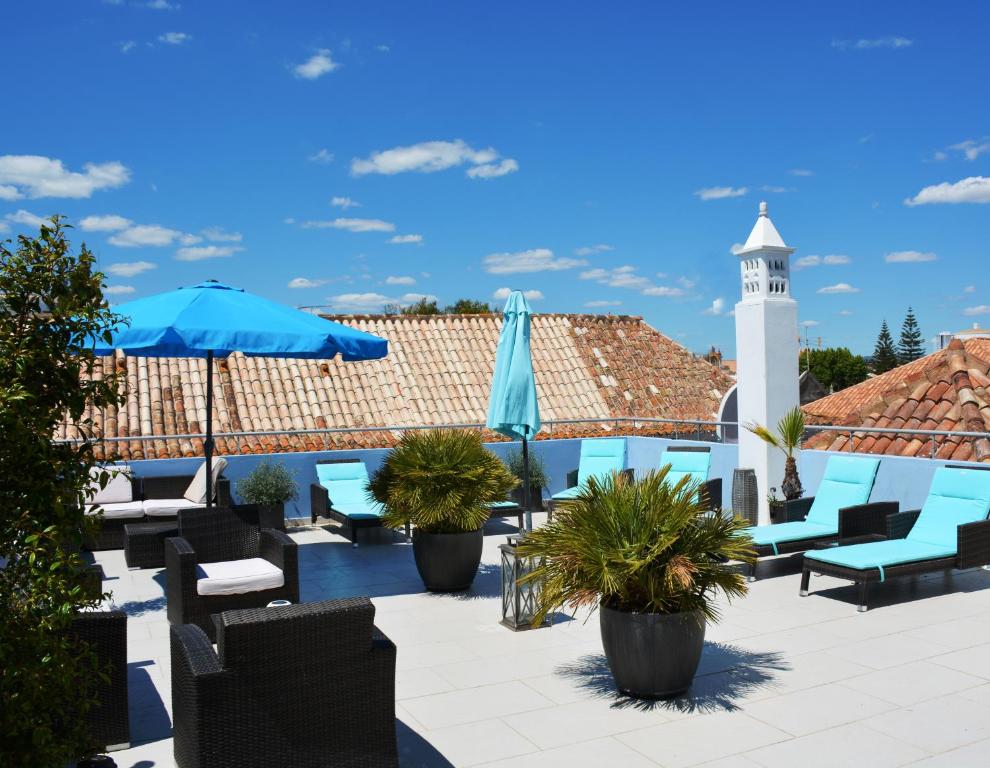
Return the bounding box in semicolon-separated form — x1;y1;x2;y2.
661;449;711;489
805;466;990;576
744;456;880;552
552;438;626;500
316;462;384;519
487;500;519;509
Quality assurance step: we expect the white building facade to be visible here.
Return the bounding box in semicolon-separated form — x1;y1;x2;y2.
734;202;800;524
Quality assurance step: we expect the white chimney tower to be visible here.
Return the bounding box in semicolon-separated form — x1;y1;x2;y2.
734;202;800;524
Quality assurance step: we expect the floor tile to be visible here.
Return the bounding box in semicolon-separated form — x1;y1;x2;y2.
402;681;554;729
477;736;658;768
744;682;894;736
862;694;990;753
745;722;926;768
841;660;984;706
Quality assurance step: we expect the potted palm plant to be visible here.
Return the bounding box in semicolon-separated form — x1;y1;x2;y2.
369;429;516;591
236;461;298;531
746;406;806;500
505;447;548;510
516;469;754;698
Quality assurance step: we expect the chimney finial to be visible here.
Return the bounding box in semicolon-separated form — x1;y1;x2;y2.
758;201;768;217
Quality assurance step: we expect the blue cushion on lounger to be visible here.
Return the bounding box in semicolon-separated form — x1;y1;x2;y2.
552;439;626;500
805;539;955;572
487;500;519;509
316;462;383;519
748;521;835;548
905;466;990;550
661;449;711;489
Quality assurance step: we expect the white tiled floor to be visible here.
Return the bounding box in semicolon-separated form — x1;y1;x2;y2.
96;518;990;767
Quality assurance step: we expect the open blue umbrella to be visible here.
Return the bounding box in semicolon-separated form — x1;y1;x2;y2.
93;280;388;507
487;291;541;529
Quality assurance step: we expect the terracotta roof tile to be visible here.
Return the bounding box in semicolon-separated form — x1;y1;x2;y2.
68;313;733;460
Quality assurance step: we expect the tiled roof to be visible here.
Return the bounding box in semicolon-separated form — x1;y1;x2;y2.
804;339;990;462
66;313;733;460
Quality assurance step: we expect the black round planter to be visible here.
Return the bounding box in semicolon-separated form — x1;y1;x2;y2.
412;528;484;591
599;605;706;698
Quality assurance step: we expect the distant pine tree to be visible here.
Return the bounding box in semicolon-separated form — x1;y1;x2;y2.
872;320;899;373
897;307;925;363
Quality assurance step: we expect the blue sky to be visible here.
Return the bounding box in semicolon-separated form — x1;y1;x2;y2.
2;1;988;357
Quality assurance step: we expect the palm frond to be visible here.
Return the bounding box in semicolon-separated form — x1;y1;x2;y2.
745;422;781;450
776;407;806;455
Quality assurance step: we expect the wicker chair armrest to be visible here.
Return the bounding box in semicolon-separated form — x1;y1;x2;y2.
783;496;814;522
887;509;921;540
259;529;298;586
565;469;579;489
170;623;224;677
310;482;329;524
701;478;722;512
957;519;990;570
166;535;199;567
838;501;899;540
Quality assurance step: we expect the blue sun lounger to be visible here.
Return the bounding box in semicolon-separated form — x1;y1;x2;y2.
547;438;628;520
310;459;388;546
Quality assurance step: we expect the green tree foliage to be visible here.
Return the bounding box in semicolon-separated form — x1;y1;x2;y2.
236;461;298;506
898;306;925;363
872;320;899;374
369;430;516;533
384;298;492;315
0;218;124;766
799;347;869;392
445;298;493;314
516;470;754;623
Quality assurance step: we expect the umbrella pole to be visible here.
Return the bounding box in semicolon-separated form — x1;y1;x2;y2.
205;350;214;510
522;436;532;531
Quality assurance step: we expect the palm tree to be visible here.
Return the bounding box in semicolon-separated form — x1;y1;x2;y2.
746;406;805;500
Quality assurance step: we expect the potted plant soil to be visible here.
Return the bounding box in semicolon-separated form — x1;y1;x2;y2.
369;429;516;591
236;461;298;531
505;446;548;510
516;468;755;698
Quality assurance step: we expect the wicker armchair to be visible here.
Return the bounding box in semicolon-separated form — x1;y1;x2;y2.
165;508;298;641
170;598;398;768
70;610;130;752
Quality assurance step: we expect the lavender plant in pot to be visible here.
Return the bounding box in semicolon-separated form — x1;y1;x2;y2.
516;469;754;698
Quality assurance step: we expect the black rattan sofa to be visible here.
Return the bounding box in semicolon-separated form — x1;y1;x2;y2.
165;507;298;640
170;598;398;768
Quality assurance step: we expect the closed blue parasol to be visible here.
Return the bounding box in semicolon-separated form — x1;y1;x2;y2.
487;290;541;529
93;280;387;506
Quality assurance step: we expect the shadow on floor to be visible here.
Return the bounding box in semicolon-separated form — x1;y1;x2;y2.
397;719;454;767
114;596;167;617
805;566;990;612
127;661;172;743
554;642;788;714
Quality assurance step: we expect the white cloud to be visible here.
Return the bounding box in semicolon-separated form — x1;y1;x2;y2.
964;305;990;316
793;254;851;269
300;218;395;233
145;0;178;8
0;155;130;199
80;214;132;232
178;233;202;246
789;168;814;177
328;291;435;311
483;248;586;274
760;185;793;193
831;37;912;51
201;226;242;242
729;242;745;255
695;186;747;201
466;158;519;179
175;245;243;261
643;285;685;297
293;49;339;79
0;222;8;233
964;285;976;293
308;149;334;164
584;300;622;308
493;287;543;301
385;275;416;285
574;244;614;256
288;277;327;289
108;224;182;247
837;309;854;316
678;276;696;289
351;139;517;179
818;282;861;294
949;138;990;161
330;196;359;209
106;261;156;278
905;177;990;205
5;209;48;227
581;265;685;297
703;297;726;316
800;320;820;327
104;285;136;296
388;234;423;244
376;44;390;52
885;250;937;263
119;41;137;54
158;32;191;45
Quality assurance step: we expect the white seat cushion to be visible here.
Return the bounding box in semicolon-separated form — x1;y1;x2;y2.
196;557;284;596
85;501;145;520
142;497;205;518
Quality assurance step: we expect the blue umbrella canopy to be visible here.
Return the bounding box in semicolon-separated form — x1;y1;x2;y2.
93;279;387;360
93;280;388;507
487;290;541;440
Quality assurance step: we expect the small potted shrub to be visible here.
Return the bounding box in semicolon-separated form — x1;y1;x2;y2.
505;447;548;510
236;461;298;530
746;406;805;501
370;429;516;591
517;469;755;698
